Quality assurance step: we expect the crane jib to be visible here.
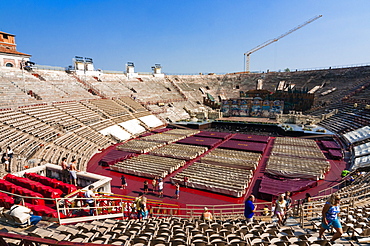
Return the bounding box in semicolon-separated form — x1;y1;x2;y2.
244;15;323;72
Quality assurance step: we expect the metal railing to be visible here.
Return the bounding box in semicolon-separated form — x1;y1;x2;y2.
151;201;274;221
298;200;351;229
24;61;370;75
55;193;180;224
31;65;66;71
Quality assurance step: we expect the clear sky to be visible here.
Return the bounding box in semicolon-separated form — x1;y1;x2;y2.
1;0;370;74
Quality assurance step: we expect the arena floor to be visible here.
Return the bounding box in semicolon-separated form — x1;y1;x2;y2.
86;136;347;207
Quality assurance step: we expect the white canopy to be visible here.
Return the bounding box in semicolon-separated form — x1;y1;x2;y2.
99;125;131;141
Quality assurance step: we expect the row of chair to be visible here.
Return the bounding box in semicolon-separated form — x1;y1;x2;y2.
141;134;187;144
274;138;320;148
117;140;165;153
172;162;252;197
21;104;83;132
111;155;186;179
265;155;330;180
200;148;261;171
149;143;208;160
271;144;326;160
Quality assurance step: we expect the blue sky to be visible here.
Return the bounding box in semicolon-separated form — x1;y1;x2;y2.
1;1;370;73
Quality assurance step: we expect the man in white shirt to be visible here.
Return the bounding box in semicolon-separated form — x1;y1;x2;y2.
84;185;97;216
158;178;164;198
9;197;42;226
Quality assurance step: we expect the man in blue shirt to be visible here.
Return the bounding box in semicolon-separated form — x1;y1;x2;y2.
244;194;257;222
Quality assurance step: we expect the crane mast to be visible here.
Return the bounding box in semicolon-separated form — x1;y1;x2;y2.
244;15;322;72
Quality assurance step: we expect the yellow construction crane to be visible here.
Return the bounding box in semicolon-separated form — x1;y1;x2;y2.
244;15;322;72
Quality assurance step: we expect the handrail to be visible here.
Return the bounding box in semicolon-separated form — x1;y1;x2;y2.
152;201;274;220
56;196;127;224
299;200;352;229
100;193;180;207
317;171;357;196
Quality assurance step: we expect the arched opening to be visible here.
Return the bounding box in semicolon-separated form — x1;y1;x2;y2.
5;63;14;67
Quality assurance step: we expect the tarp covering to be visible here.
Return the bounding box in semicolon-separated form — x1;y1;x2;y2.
343;126;370;144
352;155;370;171
139;115;163;128
231;134;270;143
354;142;370;158
99;125;131;141
177;136;222;148
259;175;316;196
328;149;342;159
119;119;146;135
99;149;136;166
321;141;341;150
194;131;232;139
219;140;266;153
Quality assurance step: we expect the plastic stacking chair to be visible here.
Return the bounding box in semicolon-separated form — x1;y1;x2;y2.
131;236;149;245
210;238;227;246
71;238;87;243
249;238;265;246
169;238;186;246
211;223;222;232
150;238;168;246
192;239;207;246
294;240;309;246
229;238;246;246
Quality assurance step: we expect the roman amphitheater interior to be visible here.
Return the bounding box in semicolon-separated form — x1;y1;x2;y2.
1;31;370;245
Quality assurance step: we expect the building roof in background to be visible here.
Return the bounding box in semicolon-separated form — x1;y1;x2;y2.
0;46;31;57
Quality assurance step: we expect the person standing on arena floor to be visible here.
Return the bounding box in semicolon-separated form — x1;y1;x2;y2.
319;194;343;243
143;180;149;194
183;176;189;188
174;183;180;199
275;194;287;225
283;191;293;224
158;178;164;198
68;159;79;186
152;177;157;193
244;194;257;222
120;175;127;189
60;157;69;183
